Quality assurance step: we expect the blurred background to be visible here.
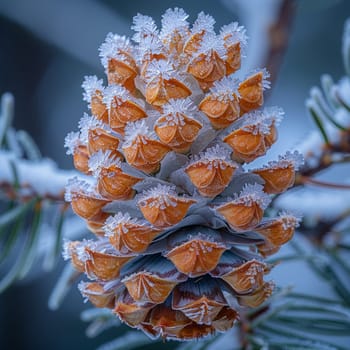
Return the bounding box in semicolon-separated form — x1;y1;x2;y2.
0;0;349;349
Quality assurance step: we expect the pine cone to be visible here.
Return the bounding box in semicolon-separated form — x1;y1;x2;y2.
63;8;303;341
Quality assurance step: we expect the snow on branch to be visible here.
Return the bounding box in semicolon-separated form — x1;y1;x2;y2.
0;150;78;200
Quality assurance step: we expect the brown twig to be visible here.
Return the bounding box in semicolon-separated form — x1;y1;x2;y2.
296;175;350;189
264;0;297;89
0;181;65;202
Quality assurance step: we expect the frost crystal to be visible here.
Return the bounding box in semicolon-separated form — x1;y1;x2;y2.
88;150;122;177
160;7;189;38
241;107;284;135
163;98;197;116
64;131;81;155
144;59;176;82
132;14;158;43
137;184;179;209
266;150;304;170
99;33;133;68
245;68;271;90
103;212;150;236
278;210;302;229
189;144;235;170
209;75;240;101
137;35;165;62
156;98;199;128
194;32;227;60
231;183;271;209
65;176;99;201
200;144;232;162
103;84;139;107
123;120;156;147
191;12;215;34
220;22;248;48
82;75;104;103
78;114;110;143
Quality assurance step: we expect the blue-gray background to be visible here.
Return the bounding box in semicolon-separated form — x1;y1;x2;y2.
0;0;349;349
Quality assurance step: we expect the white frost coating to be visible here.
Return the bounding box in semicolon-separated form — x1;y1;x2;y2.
260;150;304;171
88;150;122;177
191;12;216;34
99;33;133;69
64;131;81;155
103;212;151;237
123;120;156;147
62;239;87;261
131;14;158;43
278;210;302;229
162;97;197;117
82;75;104;104
209;75;240;102
137;35;165;62
241;107;284;135
194;32;227;61
137;184;179;209
160;7;189;38
78;281;110;303
192;144;232;163
222;183;271;209
275;188;350;222
65;176;100;202
0;150;78;198
220;22;248;51
144;59;175;82
75;237;118;262
103;84;141;108
243;67;271;90
78;113;111;143
187;232;216;244
156;98;201;128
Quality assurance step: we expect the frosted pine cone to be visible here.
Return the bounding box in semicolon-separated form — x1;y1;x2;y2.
64;9;303;341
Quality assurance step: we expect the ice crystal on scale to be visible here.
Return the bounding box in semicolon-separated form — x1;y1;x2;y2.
64;8;302;341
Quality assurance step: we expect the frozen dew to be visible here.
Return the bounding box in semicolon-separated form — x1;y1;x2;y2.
241;107;284;135
132;13;158;43
123;119;156;147
191;11;216;34
65;176;99;202
137;184;179;209
64;131;81;155
266;150;304;171
160;7;190;38
82;75;104;103
232;183;271;209
88;150;122;177
99;33;133;68
209;75;240;102
220;22;248;49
